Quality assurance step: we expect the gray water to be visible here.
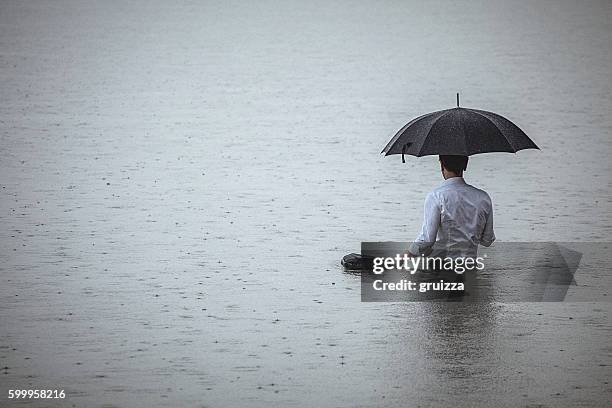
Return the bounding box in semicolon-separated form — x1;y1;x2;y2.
1;0;611;407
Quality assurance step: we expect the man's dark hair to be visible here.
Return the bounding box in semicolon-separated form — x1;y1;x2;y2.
439;155;469;173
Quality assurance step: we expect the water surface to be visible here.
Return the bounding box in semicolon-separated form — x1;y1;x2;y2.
1;1;611;407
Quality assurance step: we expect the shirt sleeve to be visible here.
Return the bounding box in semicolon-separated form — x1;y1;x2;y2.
409;192;440;256
480;204;495;247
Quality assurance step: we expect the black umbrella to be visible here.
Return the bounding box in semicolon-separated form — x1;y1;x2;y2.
382;94;539;162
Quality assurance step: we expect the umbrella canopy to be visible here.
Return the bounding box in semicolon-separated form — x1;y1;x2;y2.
382;94;539;162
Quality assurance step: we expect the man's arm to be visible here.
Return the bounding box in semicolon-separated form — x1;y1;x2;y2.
408;192;440;256
480;206;495;247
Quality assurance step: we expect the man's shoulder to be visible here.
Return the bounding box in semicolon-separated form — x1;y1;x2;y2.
465;182;490;195
464;183;493;204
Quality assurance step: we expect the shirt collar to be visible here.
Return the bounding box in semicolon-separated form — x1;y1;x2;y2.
441;176;466;187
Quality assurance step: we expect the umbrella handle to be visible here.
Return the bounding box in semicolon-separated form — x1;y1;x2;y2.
402;144;406;163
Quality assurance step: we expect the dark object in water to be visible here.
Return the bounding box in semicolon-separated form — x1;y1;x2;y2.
341;253;374;270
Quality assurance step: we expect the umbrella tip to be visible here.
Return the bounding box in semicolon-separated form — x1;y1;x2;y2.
456;92;460;107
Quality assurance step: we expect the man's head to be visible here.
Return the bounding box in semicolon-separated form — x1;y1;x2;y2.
439;155;468;179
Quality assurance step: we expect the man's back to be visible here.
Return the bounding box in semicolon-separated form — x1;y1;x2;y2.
409;177;495;258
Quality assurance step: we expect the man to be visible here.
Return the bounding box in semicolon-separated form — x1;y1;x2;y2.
408;155;495;260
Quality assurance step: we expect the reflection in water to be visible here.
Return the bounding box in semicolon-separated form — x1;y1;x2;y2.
420;303;498;381
366;301;499;407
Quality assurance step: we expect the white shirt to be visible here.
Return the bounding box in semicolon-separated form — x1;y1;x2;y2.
409;177;495;258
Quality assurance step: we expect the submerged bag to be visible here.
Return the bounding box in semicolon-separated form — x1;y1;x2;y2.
341;253;374;270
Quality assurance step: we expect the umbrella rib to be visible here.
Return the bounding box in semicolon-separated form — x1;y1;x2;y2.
469;110;515;152
381;112;430;154
415;109;456;157
382;109;450;155
459;110;468;155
